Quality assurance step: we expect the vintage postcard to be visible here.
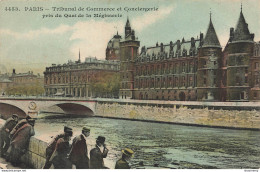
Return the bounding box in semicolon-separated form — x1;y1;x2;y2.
0;0;260;170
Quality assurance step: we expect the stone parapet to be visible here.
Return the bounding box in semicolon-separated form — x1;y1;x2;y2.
96;102;260;130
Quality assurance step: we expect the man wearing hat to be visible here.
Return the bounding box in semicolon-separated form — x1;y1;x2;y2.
50;130;73;169
9;115;31;139
7;118;35;166
43;126;73;169
0;114;19;157
90;136;109;169
115;148;134;169
69;127;90;169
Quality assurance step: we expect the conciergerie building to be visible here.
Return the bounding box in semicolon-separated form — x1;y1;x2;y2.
118;7;260;101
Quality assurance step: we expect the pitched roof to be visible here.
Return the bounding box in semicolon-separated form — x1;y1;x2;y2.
233;11;253;42
202;17;221;48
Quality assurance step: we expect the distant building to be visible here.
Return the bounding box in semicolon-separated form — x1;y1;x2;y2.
10;69;43;86
119;7;260;101
0;70;44;96
44;56;120;97
0;74;13;95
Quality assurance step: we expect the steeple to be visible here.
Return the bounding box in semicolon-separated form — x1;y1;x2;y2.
125;17;132;39
232;5;254;42
125;16;131;28
78;49;81;62
202;12;221;48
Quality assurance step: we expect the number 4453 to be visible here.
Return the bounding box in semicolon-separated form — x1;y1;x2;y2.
5;7;20;11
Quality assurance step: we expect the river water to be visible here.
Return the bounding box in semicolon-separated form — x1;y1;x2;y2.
34;114;260;169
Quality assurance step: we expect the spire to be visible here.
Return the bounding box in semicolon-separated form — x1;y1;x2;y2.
241;2;242;12
232;5;254;42
126;16;131;28
210;10;212;22
78;49;81;62
202;12;221;48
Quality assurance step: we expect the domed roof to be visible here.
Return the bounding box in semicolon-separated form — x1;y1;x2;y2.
107;32;122;49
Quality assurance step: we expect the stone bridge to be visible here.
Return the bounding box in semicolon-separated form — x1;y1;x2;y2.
0;97;97;119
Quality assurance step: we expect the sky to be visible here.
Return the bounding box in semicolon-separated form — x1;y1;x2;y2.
0;0;260;75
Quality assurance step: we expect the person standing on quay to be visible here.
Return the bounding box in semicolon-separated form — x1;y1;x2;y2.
7;119;35;166
90;136;109;169
9;115;31;139
50;130;73;169
69;127;91;169
42;126;73;169
0;114;19;157
115;148;134;169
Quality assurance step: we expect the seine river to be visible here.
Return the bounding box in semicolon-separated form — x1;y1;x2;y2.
34;114;260;169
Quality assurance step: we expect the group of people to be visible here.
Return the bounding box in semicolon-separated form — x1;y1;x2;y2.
1;114;134;169
0;114;35;166
43;126;134;169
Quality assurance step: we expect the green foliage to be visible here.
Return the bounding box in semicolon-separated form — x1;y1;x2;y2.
5;82;44;96
89;72;120;98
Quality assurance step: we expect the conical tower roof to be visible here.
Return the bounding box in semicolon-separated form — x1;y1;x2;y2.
202;15;221;48
125;17;131;28
233;9;253;41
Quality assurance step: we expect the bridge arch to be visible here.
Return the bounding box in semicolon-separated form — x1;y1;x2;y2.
0;102;27;119
43;103;94;116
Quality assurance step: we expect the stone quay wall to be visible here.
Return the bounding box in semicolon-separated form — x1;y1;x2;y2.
95;102;260;130
0;119;47;169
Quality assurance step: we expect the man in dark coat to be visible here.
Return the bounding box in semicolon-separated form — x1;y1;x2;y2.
0;114;19;157
90;136;109;169
115;148;134;169
50;130;73;169
9;115;31;139
42;126;72;169
69;127;90;169
7;119;35;166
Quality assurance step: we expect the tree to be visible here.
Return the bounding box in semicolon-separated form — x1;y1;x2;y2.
89;72;120;98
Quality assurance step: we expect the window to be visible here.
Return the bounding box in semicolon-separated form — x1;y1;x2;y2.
254;92;257;98
236;76;240;85
182;62;185;72
255;62;259;69
204;78;206;85
169;77;172;87
151;78;154;88
175;77;178;87
182;76;185;87
189;76;193;86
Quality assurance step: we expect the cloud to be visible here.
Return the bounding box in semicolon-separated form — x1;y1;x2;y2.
69;20;124;60
132;5;175;32
0;25;72;39
0;4;175;62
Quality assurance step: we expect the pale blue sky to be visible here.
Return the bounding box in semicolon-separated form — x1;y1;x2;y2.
0;0;259;74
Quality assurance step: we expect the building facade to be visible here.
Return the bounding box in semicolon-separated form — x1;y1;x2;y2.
0;70;44;96
119;8;260;101
10;69;43;86
44;57;120;97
